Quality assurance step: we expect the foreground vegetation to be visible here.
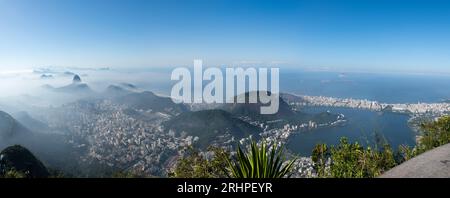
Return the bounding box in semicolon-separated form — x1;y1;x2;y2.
311;138;397;178
226;141;297;178
410;116;450;155
171;141;297;178
169;147;230;178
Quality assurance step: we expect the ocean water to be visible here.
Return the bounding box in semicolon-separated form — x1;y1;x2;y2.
280;69;450;103
287;107;417;156
115;67;450;104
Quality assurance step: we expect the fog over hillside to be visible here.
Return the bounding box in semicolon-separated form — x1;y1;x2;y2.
0;67;178;176
0;66;344;177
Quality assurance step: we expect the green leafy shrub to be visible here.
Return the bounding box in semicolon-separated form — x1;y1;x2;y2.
226;141;297;178
111;170;144;178
1;169;27;178
312;143;329;177
312;137;397;178
172;141;296;178
397;116;450;162
170;146;229;178
416;116;450;154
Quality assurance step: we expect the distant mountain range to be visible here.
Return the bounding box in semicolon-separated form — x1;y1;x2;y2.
41;74;186;115
103;83;140;98
12;111;51;134
0;111;31;140
113;91;188;115
43;74;94;95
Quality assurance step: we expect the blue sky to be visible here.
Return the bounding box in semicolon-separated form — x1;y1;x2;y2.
1;0;450;73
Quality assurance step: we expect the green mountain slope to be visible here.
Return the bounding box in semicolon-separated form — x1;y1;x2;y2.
163;109;262;149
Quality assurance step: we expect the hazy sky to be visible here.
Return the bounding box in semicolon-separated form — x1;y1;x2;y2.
1;0;450;73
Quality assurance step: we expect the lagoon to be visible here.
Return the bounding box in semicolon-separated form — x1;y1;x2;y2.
287;107;417;156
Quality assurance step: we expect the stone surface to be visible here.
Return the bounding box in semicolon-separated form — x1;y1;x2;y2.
380;143;450;178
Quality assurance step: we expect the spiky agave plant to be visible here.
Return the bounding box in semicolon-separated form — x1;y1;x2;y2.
226;141;297;178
